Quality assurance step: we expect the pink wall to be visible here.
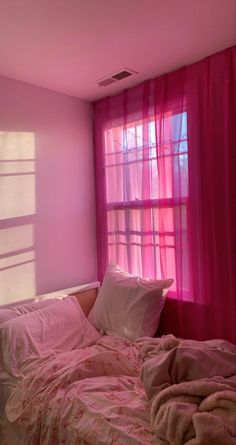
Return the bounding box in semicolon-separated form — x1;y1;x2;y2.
0;75;97;305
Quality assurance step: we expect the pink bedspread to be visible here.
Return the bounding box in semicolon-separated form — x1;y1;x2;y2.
1;335;158;445
1;327;236;445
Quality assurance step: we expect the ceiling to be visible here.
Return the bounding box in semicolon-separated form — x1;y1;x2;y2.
0;0;235;102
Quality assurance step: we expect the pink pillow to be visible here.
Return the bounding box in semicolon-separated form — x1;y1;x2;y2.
88;263;173;341
0;298;60;325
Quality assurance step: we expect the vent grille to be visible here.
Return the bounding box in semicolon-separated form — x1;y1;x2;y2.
97;68;138;87
97;78;117;87
112;70;133;81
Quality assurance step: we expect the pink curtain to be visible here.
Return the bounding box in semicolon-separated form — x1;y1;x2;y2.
93;46;236;343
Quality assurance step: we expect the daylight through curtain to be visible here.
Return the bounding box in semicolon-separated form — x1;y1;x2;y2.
93;46;236;343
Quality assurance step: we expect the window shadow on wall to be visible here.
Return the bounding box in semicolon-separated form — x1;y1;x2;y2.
0;131;35;305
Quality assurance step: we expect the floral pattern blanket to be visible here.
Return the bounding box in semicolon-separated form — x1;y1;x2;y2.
1;327;236;445
0;335;158;445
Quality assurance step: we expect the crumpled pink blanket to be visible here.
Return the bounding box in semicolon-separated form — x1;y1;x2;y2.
151;375;236;445
141;335;236;445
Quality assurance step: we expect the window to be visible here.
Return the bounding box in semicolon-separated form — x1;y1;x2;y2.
104;111;189;295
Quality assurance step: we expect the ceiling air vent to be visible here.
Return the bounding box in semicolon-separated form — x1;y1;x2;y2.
97;68;138;87
97;77;117;87
112;70;133;81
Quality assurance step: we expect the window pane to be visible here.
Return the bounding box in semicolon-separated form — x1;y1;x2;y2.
107;205;188;283
105;111;189;291
105;112;188;203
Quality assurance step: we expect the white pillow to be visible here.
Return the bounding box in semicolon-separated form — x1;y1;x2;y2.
0;298;60;325
0;296;101;384
88;263;173;341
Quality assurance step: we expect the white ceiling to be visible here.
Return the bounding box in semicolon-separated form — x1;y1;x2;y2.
0;0;235;101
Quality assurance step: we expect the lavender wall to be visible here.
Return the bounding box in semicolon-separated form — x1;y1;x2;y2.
0;75;97;305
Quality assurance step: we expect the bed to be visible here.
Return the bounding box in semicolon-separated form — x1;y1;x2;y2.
0;264;236;445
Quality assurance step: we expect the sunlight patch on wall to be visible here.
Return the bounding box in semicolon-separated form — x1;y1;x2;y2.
0;224;33;256
0;262;35;305
0;131;36;305
0;132;35;160
0;174;35;220
0;251;35;270
0;131;35;220
0;161;35;174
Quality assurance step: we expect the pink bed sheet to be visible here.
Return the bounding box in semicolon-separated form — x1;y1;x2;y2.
1;335;158;445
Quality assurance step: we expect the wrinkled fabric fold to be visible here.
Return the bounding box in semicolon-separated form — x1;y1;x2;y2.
141;335;236;445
